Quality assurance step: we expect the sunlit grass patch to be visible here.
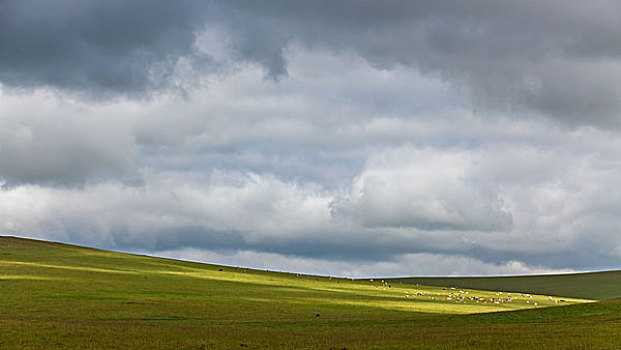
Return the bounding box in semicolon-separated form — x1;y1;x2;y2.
0;259;139;275
0;274;68;281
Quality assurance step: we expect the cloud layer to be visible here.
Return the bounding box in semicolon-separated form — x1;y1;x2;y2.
5;1;621;126
1;2;621;276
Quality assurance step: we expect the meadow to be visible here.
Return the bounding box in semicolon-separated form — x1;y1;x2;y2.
391;269;621;300
1;236;620;349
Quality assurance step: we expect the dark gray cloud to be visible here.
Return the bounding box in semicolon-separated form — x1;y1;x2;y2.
214;0;621;127
3;1;621;127
0;0;211;95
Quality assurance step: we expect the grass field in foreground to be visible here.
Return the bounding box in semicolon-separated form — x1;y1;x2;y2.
1;236;620;349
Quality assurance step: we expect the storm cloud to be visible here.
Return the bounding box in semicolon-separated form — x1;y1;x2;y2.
1;1;621;276
4;1;621;125
216;0;621;127
7;0;621;128
0;0;211;95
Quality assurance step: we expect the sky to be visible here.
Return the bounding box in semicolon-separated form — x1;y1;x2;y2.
1;0;621;277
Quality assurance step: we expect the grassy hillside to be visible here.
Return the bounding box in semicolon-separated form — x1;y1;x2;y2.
1;236;620;349
388;269;621;300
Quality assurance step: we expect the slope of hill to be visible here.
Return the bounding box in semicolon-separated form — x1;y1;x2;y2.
389;269;621;300
1;235;619;349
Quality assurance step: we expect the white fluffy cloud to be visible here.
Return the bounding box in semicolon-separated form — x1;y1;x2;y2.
0;171;332;249
330;148;512;232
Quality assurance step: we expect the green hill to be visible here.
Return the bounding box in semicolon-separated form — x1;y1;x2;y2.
388;269;621;300
1;235;620;349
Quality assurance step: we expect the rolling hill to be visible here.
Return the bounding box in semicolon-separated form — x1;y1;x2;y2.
1;235;620;349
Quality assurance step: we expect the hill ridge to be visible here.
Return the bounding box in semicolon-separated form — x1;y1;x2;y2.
2;235;620;299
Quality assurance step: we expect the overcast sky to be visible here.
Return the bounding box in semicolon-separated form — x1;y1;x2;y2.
2;0;621;276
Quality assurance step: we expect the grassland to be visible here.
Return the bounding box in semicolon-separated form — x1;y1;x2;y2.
390;270;621;300
1;236;620;349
